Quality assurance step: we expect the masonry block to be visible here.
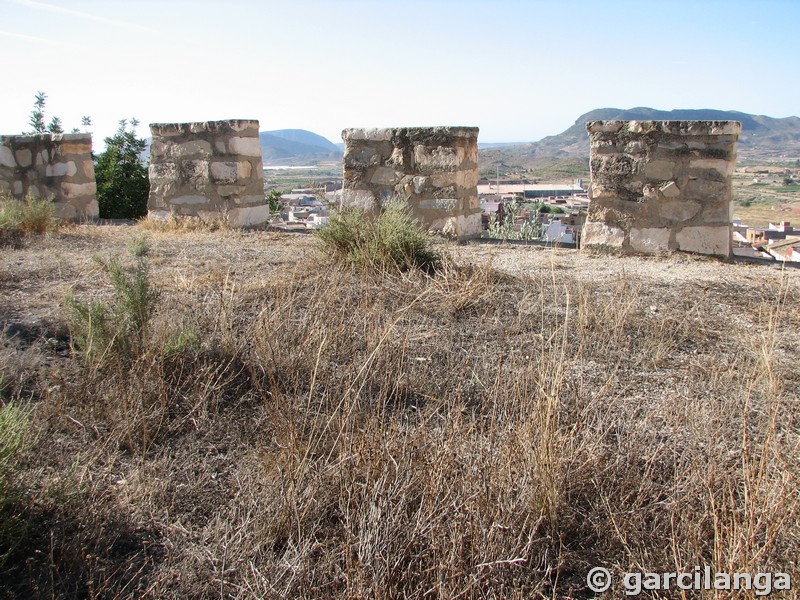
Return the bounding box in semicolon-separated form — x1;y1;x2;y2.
582;120;741;257
148;120;266;226
341;126;481;240
0;133;98;221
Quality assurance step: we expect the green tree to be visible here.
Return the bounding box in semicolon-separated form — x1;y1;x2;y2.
73;116;92;134
27;91;47;134
95;119;150;219
266;188;285;214
26;91;79;135
47;116;63;134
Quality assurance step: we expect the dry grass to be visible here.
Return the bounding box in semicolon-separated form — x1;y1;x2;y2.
0;225;798;598
0;194;59;247
137;211;234;233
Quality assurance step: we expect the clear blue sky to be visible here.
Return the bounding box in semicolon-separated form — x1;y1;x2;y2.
2;0;798;146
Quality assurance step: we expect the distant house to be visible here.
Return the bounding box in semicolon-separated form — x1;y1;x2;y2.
285;209;311;222
477;183;586;200
732;220;750;244
306;214;329;230
542;212;585;244
544;220;573;243
746;221;798;244
317;181;342;192
480;200;503;214
556;212;586;229
753;236;800;262
281;193;323;208
769;221;797;235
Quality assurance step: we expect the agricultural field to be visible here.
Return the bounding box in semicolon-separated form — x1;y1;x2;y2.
732;163;800;227
263;163;341;193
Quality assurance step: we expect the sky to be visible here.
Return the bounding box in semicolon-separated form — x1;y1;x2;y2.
1;0;799;147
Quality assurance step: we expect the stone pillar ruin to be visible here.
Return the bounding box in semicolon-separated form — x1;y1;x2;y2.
0;133;98;221
583;120;741;257
341;127;481;240
147;120;267;227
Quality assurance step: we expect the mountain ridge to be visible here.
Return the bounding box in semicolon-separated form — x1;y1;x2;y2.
526;107;800;160
140;109;799;167
260;129;342;164
261;109;800;165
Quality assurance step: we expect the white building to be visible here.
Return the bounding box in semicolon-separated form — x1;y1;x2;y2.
477;183;586;200
543;219;575;244
306;214;330;230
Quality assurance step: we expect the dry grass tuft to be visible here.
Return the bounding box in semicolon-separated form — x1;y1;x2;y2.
137;211;234;234
316;201;442;274
0;228;798;598
0;194;58;246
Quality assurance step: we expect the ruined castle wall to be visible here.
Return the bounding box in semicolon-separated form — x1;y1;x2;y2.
148;120;267;227
0;133;98;221
583;121;741;257
341;127;481;239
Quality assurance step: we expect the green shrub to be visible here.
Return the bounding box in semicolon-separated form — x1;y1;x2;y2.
266;189;285;214
162;324;201;357
487;198;542;241
0;393;32;564
66;253;160;365
0;195;57;245
65;294;115;364
316;200;440;273
127;233;150;258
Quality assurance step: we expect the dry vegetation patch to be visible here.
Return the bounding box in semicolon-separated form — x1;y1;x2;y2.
0;225;798;598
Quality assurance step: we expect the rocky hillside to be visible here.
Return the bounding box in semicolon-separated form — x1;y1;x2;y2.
260;129;342;164
517;107;800;161
141;128;342;166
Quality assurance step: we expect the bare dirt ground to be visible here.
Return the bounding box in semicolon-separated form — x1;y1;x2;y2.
0;226;315;335
3;224;795;328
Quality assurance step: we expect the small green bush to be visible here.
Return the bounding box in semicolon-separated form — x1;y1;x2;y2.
0;394;32;564
66;253;160;365
266;189;285;214
0;195;57;245
127;233;150;258
316;200;440;273
487;198;542;241
162;324;201;357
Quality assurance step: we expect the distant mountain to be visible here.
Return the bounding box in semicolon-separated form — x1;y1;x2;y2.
140;128;341;165
260;129;341;164
522;108;800;160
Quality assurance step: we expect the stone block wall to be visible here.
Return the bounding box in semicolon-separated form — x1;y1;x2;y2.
0;133;98;221
341;127;481;239
583;121;741;257
148;120;267;227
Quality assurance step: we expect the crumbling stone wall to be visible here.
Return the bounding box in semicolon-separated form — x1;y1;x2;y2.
148;120;267;227
583;121;741;257
0;133;97;221
341;127;481;239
